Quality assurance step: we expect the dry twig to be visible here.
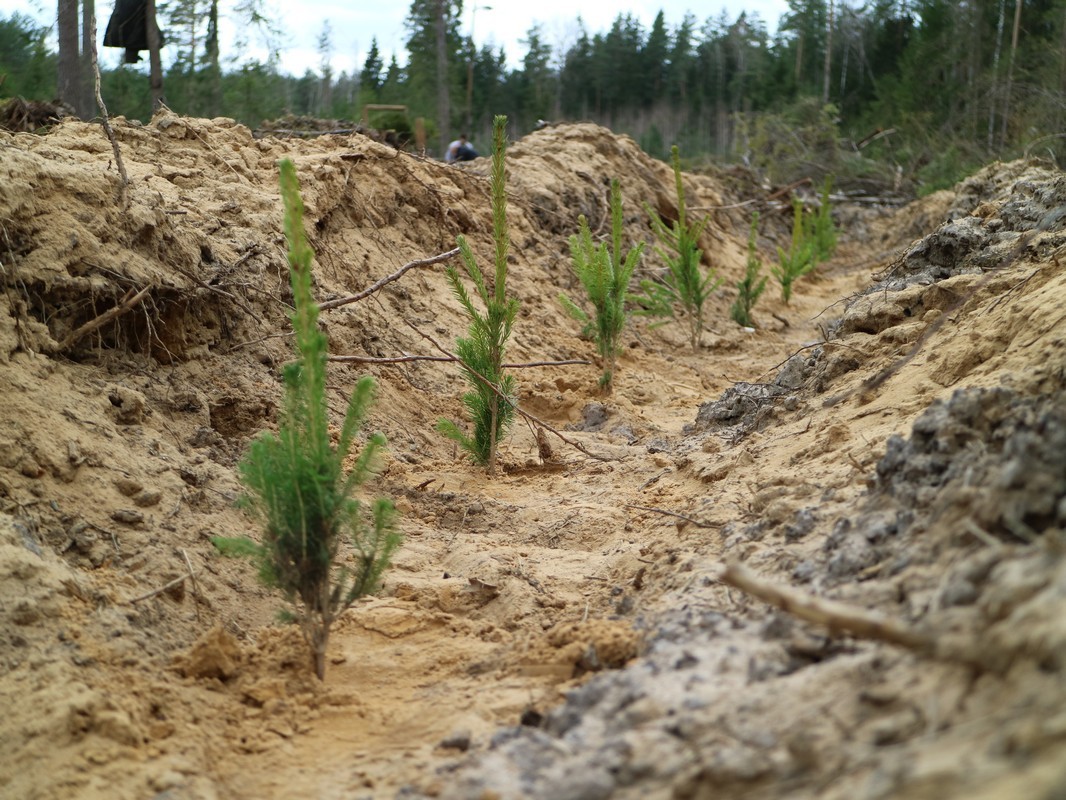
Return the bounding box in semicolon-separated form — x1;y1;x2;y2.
129;550;203;606
719;560;933;651
128;573;188;604
319;247;461;311
58;285;152;351
624;503;720;528
407;321;613;462
181;548;203;621
89;15;129;207
717;561;1002;673
328;353;590;368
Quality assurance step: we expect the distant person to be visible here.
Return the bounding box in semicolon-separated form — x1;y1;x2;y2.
104;0;155;63
445;134;478;163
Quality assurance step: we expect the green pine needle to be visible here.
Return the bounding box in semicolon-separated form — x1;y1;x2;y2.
212;158;400;681
438;116;518;475
731;212;769;327
632;145;720;350
559;180;643;391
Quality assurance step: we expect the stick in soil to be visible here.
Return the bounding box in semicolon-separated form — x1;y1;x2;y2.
128;558;198;605
624;503;721;529
181;548;203;621
88;15;129;208
719;560;933;651
717;561;996;671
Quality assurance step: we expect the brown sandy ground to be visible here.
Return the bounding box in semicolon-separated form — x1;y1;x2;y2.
1;116;1065;799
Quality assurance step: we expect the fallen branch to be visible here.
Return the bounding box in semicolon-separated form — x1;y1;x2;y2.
256;127;362;138
58;285;152;351
407;321;613;462
856;126;897;149
128;573;188;604
719;561;935;652
765;178;813;204
330;354;453;365
624;503;720;529
225;331;294;353
328;353;590;368
129;550;202;605
319;247;461;311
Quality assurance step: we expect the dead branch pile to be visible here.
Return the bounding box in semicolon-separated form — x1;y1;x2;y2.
0;97;69;133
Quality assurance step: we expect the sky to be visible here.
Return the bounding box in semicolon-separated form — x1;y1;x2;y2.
2;1;792;77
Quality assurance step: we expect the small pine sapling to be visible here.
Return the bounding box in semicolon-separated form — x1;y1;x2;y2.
437;115;518;475
730;212;768;327
559;178;645;392
771;195;818;304
812;175;837;261
633;145;721;351
212;159;400;681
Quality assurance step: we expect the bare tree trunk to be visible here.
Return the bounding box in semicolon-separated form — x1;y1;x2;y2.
205;0;222;116
838;9;849;99
988;0;1006;151
823;0;834;105
714;40;726;155
146;0;165;111
57;0;83;117
1000;0;1023;149
435;0;451;157
80;0;95;116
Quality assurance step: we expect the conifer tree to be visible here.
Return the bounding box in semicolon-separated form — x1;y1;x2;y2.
731;212;768;327
634;145;721;351
772;195;818;304
812;175;837;261
437;115;518;475
213;159;400;681
559;179;644;392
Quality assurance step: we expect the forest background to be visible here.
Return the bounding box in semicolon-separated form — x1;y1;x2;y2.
2;0;1066;194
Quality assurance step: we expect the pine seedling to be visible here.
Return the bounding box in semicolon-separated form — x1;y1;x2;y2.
771;195;818;305
812;175;837;261
730;212;768;327
633;145;722;351
559;179;645;392
212;159;400;681
437;115;518;475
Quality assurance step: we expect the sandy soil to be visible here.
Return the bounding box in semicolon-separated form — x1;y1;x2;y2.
1;115;1065;800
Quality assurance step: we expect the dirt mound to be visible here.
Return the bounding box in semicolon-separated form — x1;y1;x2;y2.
2;116;1065;800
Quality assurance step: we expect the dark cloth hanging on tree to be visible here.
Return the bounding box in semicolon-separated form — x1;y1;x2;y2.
104;0;156;63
